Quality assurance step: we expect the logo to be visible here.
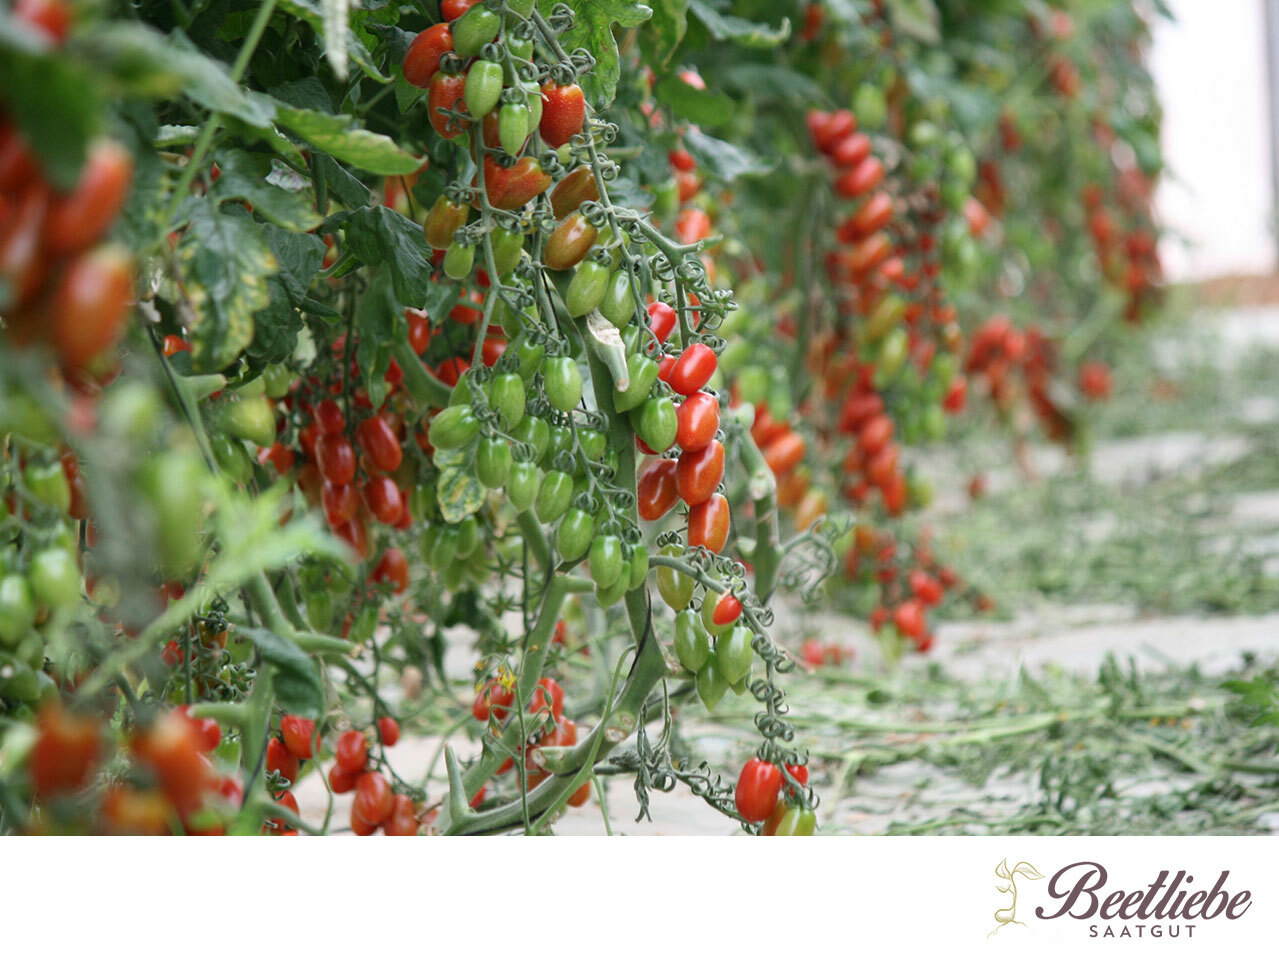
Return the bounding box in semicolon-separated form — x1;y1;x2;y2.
989;858;1044;938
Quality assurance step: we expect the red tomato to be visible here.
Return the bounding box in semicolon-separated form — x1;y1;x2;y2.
539;81;586;148
675;440;724;505
403;23;453;88
353;771;395;826
383;794;420;835
894;598;926;640
763;431;805;475
440;0;479;19
314;398;345;435
316;433;356;484
266;737;300;785
29;704;99;796
335;729;369;773
14;0;71;43
734;758;782;822
688;493;731;553
859;414;894;456
428;71;469;139
676;207;712;245
667;343;717;396
829;131;871;168
406;307;432;353
637;458;679;520
436;357;470;386
909;569;944;606
321;480;358;526
377;716;401;747
371;547;410;593
350;803;378;836
328;762;360;794
363;476;403;524
356;415;403;472
647;301;677;343
130;713;213;813
281;715;317;759
530;676;564;721
174;705;221;753
675;392;719;452
567;781;592;807
50;245;133;370
42;139;134;256
834;155;884;198
712;593;742;627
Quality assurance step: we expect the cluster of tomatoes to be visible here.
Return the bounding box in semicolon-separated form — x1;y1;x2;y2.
1083;176;1162;325
308;717;422;836
733;757;814;836
966;315;1077;443
0;1;133;377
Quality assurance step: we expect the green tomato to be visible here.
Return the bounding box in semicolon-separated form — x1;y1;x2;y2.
23;461;70;515
773;806;818;836
565;261;609;318
0;661;40;702
632;396;677;453
578;427;606;461
210;434;252;484
656;545;694;610
853;83;887;129
29;548;80;611
674;609;710;672
490;226;525;276
555;508;594;562
716;625;755;684
350;605;379;643
305;589;334;632
542;356;582;413
220;394;276;447
626;543;648;591
497;101;530;156
510;415;549;459
142;453;206;578
652;178;679;220
506;36;534;66
0;574;37;646
507;461;541;512
594;574;629;608
612;352;659;413
99;381;161;442
599;270;636;327
429;405;481;450
443;242;475;280
488;372;526;429
452;5;500;57
587;534;623;589
695;660;728;710
516;337;546;382
464;59;504;119
535;470;573;523
476;437;512;489
541;423;573;471
736;366;769;406
454;516;480;558
701;589;735;637
429;526;460;570
263;363;292;398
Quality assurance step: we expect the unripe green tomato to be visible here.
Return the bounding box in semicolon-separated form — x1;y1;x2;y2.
578;428;606;461
210;434;252;484
653;178;679;220
506;0;536;17
510;415;549;459
16;633;44;670
263;363;292;398
555;508;594;562
429;405;481;450
656;545;694;610
907;472;935;509
0;392;57;445
613;353;659;413
523;82;543;128
627;543;648;591
541;423;573;471
947;146;976;187
932;351;957;387
922;404;946;441
350;605;379;643
674;609;710;671
736;366;769;406
594;574;629;608
506;35;534;65
909;120;941;149
774;806;818;836
0;574;37;646
701;589;735;637
464;60;504;119
490;226;525;276
632;396;677;453
306;589;334;632
429;526;461;570
99;381;161;442
620;323;641;354
716;625;755;684
443;242;475;280
507;461;541;512
220;394;276;447
542;356;582;412
449;375;475;406
488;372;526;429
410;485;436;521
23;461;70;514
497;101;530;156
730;674;751;696
718;339;752;375
476;437;513;489
443;561;468;591
877;327;909;382
495;297;522;337
766;379;792;420
599;270;636;327
535;470;573;523
143;453;206;577
516;337;546;382
452;5;499;57
0;661;40;702
588;534;623;589
29;548;80;610
853;83;887;129
454;516;480;558
696;659;728;710
565;261;609;318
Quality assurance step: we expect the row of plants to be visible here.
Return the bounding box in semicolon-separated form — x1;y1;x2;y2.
0;0;1161;834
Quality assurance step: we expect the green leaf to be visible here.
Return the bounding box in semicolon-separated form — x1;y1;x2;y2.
262;224;326;303
0;16;97;189
178;199;279;371
688;0;790;48
538;0;652;110
239;626;326;719
313;154;372;210
354;266;398;409
682;127;772;181
79;23;276;128
653;73;734;128
323;0;352;80
274;102;423;175
884;0;940;44
324;205;434;305
210;149;322;231
640;0;690;69
436;467;486;524
277;0;390;82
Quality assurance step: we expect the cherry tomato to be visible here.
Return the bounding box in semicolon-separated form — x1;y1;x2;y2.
647;301;678;343
29;704;99;796
383;794;420;835
322;480;359;526
353;771;395;826
377;716;401;746
544;211;597;271
763;431;805;475
675;392;719;452
328;762;360;794
371;547;410;593
42;139;133;256
688;492;730;553
550;166;599;218
316;433;356;484
637;458;679;520
335;729;368;773
734;758;782;822
494;155;550;210
50;245;133;370
428;71;469;139
281;715;317;759
266;737;300;785
364;476;403;524
539;81;585;148
356;416;403;472
403;22;453;88
675;439;724;505
667;343;717;396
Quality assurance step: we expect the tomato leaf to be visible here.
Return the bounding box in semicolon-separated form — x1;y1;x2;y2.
273;102;423;175
883;0;940;45
688;0;790;48
682;127;772;181
0;15;97;189
538;0;652;110
354;266;398;409
324;205;434;306
653;73;734;129
210;149;322;231
313;154;373;210
276;0;390;82
239;626;326;719
436;466;486;524
640;0;690;70
177;199;279;371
